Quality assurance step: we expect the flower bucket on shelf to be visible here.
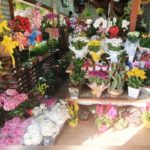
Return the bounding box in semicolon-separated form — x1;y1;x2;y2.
69;87;79;99
69;117;78;127
128;86;140;98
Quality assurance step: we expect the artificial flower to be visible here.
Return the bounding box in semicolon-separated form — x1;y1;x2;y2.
2;36;18;67
0;20;10;33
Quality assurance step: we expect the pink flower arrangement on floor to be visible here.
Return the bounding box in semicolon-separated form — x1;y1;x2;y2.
95;104;117;131
0;89;28;111
0;117;31;145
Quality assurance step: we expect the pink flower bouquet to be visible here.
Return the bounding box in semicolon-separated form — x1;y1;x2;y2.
95;104;118;131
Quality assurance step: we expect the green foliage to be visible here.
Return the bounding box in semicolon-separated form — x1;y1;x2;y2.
30;43;49;57
142;112;150;122
7;100;35;118
47;39;58;50
144;69;150;86
83;8;92;17
33;78;49;96
95;116;112;129
108;43;122;51
109;59;126;91
72;40;87;50
88;46;100;52
70;71;85;87
44;70;56;87
127;76;143;89
140;37;150;48
73;58;84;72
88;77;109;86
128;35;139;43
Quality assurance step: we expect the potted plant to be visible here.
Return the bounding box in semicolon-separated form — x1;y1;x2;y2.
108;58;126;96
142;103;150;128
87;70;109;97
69;59;85;99
139;33;150;51
127;68;146;98
68;101;79;127
32;77;49;101
95;104;117;131
142;69;150;95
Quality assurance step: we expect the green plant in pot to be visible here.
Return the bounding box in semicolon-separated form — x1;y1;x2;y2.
108;58;126;96
139;34;150;50
127;68;146;98
69;58;85;99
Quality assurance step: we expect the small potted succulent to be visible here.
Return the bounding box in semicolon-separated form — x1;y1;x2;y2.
127;68;146;98
69;59;85;98
68;101;79;127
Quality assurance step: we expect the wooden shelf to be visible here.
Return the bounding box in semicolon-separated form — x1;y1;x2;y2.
66;85;150;106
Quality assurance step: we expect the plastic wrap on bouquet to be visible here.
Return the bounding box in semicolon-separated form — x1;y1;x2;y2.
87;83;108;97
107;50;120;63
69;44;88;59
125;40;138;62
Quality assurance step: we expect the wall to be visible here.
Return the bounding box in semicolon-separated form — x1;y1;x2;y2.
36;0;75;15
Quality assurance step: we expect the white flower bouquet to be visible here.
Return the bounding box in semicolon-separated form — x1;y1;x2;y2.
69;37;89;59
127;31;140;43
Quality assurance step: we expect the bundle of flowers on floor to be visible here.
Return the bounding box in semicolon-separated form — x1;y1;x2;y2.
0;99;69;146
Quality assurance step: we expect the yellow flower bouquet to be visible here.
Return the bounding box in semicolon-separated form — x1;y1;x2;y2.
88;40;101;52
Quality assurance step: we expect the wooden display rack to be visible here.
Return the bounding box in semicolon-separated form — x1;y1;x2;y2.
66;64;150;106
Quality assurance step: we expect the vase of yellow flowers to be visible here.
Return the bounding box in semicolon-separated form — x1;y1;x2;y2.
68;102;79;127
127;68;147;98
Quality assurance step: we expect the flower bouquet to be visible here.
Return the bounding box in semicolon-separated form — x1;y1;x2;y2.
68;102;79;127
87;70;109;97
106;38;123;63
88;40;104;62
10;16;31;33
127;31;140;43
95;104;117;131
69;37;89;59
127;68;147;98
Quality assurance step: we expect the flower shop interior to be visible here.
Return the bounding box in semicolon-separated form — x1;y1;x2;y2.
0;0;150;147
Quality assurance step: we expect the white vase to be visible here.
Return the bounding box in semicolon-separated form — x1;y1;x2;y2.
128;86;140;99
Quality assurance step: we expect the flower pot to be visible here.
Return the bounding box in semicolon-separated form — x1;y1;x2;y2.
69;117;78;127
108;89;123;96
143;120;150;128
69;87;79;99
128;86;140;98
